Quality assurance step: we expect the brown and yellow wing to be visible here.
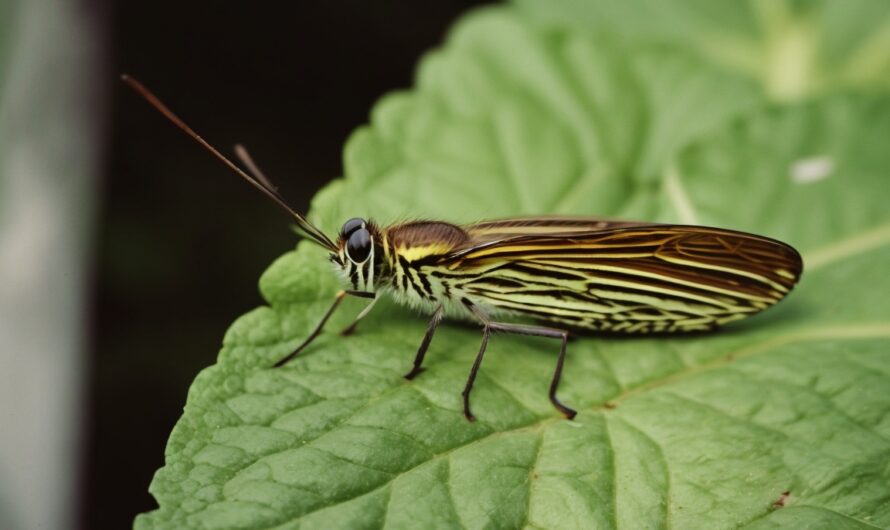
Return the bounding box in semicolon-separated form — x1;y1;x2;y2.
464;216;644;242
438;219;803;333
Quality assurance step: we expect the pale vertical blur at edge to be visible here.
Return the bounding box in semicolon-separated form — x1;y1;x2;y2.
0;0;104;528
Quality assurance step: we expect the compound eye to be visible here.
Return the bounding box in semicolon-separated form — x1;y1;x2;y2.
341;217;365;238
346;228;372;263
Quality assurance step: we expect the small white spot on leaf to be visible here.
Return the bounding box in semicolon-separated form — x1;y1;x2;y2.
790;156;834;184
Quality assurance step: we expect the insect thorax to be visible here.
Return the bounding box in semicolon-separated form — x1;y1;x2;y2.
378;221;472;310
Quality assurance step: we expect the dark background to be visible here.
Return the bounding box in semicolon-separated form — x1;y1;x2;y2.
86;2;494;527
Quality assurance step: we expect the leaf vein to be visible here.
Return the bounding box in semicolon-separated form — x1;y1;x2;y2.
609;416;672;530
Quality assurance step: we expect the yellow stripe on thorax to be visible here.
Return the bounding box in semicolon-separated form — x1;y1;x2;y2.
397;244;454;263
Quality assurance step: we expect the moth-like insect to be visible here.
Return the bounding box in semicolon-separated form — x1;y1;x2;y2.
123;76;803;421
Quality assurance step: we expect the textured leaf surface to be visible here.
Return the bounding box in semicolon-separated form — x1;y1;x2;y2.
135;5;890;530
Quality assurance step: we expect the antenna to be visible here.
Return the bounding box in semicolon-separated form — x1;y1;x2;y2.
120;75;337;252
234;144;277;192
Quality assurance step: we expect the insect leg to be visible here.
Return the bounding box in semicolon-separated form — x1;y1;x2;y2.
462;324;492;422
273;289;375;367
404;304;445;380
462;300;577;421
339;296;380;336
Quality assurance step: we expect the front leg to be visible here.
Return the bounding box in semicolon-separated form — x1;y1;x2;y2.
339;295;380;336
273;289;375;367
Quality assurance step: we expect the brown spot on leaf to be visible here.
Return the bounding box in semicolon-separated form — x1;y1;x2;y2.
773;491;791;508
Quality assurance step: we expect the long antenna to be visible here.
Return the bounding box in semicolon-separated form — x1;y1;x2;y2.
234;144;277;192
120;75;337;252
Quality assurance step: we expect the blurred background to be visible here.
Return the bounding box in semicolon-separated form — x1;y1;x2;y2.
0;1;492;529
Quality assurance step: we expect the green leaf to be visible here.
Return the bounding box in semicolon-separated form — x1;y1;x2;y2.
516;0;890;100
135;6;890;530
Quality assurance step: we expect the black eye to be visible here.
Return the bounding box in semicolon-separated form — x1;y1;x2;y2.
341;217;365;238
346;228;371;263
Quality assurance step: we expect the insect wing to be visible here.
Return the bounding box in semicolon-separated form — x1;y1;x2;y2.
464;216;645;242
443;221;803;333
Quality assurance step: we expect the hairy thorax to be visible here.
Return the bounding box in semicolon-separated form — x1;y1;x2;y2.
382;221;474;313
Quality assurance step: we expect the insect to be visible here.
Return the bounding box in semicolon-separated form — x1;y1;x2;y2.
123;76;803;422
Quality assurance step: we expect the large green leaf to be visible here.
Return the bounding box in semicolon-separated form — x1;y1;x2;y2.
517;0;890;100
135;6;890;530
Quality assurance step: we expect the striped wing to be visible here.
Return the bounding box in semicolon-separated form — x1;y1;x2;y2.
441;220;803;333
465;216;644;242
